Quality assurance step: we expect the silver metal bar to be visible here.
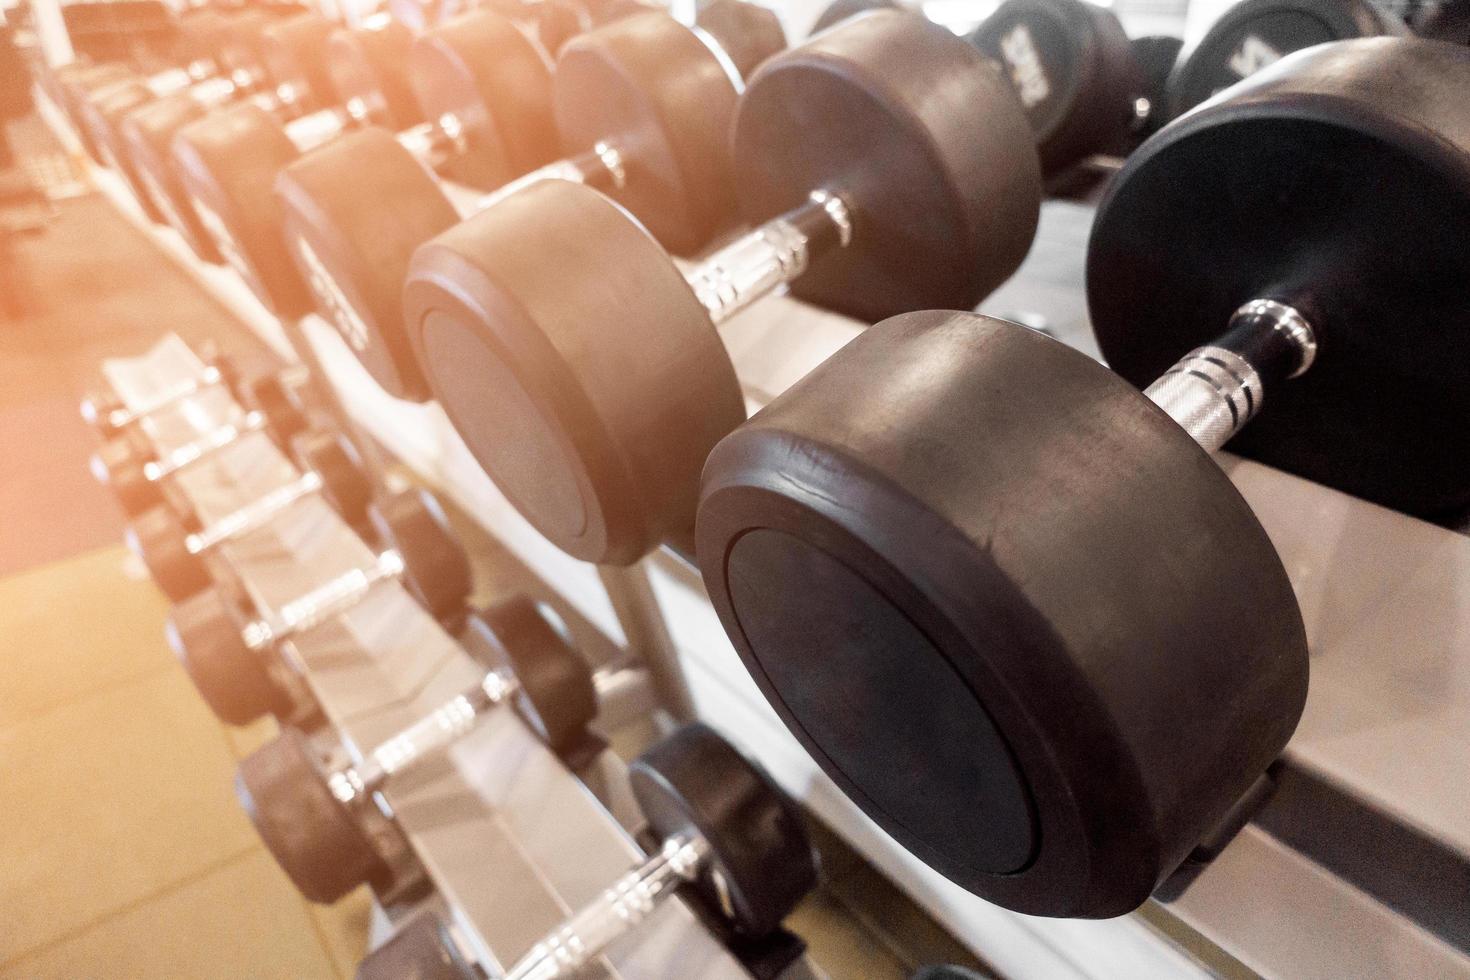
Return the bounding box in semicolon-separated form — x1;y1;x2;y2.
283;107;348;154
687;190;852;326
466;142;628;219
1145;299;1317;455
84;363;223;429
243;549;406;650
330;670;521;803
142;410;266;480
184;471;323;554
504;833;711;980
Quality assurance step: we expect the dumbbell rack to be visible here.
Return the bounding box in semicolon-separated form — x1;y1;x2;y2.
54;82;1470;976
100;335;784;980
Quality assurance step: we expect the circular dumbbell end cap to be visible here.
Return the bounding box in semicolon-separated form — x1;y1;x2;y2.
167;588;284;726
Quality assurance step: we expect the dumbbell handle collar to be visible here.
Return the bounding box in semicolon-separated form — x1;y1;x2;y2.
688;190;852;326
330;669;520;802
143;409;267;481
243;548;405;650
83;363;224;429
185;470;323;554
505;833;710;980
464;142;628;220
1145;299;1317;455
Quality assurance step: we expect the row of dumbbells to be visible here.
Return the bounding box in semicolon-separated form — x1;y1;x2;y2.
159;11;1470;927
81;352;826;978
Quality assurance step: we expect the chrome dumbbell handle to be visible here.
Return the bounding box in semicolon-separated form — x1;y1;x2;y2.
1145;299;1318;455
242;548;405;650
687;190;852;326
464;142;629;219
184;470;323;554
83;363;225;429
505;833;711;980
142;409;267;480
328;669;520;803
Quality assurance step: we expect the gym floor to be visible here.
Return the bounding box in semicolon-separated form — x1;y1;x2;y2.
0;114;992;979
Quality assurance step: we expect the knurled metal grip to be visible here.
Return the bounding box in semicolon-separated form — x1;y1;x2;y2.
1145;347;1263;455
505;834;711;980
185;470;324;554
83;363;224;429
1146;298;1318;455
687;190;852;326
471;142;630;218
329;670;519;803
395;113;470;173
143;409;266;480
242;549;406;650
283;106;349;154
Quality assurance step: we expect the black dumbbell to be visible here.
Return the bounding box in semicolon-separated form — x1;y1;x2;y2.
89;368;311;517
354;723;816;977
497;723;815;979
79;345;239;438
402;11;1041;565
276;6;783;401
127;427;373;601
235;595;636;902
169;486;473;725
693;37;1470;918
1168;0;1407;117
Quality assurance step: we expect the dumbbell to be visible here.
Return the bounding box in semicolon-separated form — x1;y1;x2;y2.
73;12;339;223
79;346;238;438
89;368;311;517
127;427;374;601
401;11;1041;565
1168;0;1408;116
810;0;1151;175
692;37;1470;918
353;722;816;978
169;486;473;725
123;14;414;266
235;594;644;902
276;6;784;401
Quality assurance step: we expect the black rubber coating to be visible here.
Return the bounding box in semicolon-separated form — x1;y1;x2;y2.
276;128;458;402
240;371;310;448
970;0;1142;174
408;9;560;188
1091;38;1470;518
167;587;285;725
172;102;315;317
291;428;374;530
697;311;1308;917
630;723;817;937
236;728;388;903
354;913;479;980
404;179;744;565
1128;34;1184;136
733;11;1042;322
369;488;472;624
327;19;423;131
695;0;787;80
126;504;208;602
122;93;222;263
1167;0;1403;117
553;10;742;254
464;595;597;753
910;968;990;980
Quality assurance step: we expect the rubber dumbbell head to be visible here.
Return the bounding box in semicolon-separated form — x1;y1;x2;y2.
354;913;479;980
168;587;290;725
502;723;817;979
